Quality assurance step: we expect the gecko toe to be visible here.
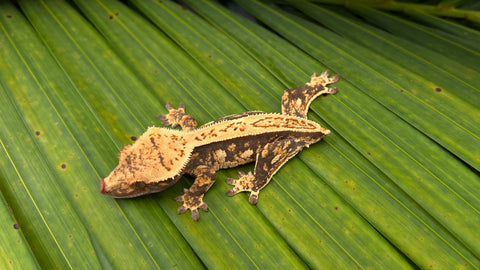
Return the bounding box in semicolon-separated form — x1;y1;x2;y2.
225;177;235;185
174;194;184;202
174;189;189;202
328;87;338;94
191;209;200;221
177;205;187;214
190;202;208;221
199;202;209;212
158;115;170;127
331;74;340;83
248;192;259;205
225;187;238;197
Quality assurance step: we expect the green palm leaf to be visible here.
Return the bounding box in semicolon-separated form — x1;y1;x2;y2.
1;0;479;269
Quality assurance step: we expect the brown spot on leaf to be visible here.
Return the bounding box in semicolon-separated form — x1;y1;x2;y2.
35;131;41;136
6;14;12;18
130;136;137;141
435;87;442;92
61;164;67;169
13;224;19;230
109;15;113;20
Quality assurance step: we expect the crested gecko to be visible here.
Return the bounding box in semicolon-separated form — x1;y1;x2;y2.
101;70;338;220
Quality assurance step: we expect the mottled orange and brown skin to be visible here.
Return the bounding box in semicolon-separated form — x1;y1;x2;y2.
101;70;339;220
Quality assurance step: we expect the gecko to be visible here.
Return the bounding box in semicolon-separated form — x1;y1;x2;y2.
100;70;338;220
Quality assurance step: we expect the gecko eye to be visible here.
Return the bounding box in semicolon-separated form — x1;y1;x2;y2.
134;182;146;189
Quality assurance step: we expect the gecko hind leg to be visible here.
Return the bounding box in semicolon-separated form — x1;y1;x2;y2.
175;167;216;221
281;70;339;118
225;139;307;204
158;102;198;131
225;171;258;204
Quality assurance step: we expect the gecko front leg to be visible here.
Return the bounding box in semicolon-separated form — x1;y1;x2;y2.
175;166;216;221
225;138;308;204
158;102;198;131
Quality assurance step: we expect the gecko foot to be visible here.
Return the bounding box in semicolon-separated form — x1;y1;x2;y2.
158;102;185;128
307;70;339;87
175;188;208;221
158;102;197;131
225;171;259;205
306;70;339;95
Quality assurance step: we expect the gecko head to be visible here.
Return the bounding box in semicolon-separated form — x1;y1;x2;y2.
100;142;179;198
100;176;152;198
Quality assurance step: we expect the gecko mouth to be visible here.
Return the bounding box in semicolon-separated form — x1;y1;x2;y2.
98;178;164;198
100;178;106;194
